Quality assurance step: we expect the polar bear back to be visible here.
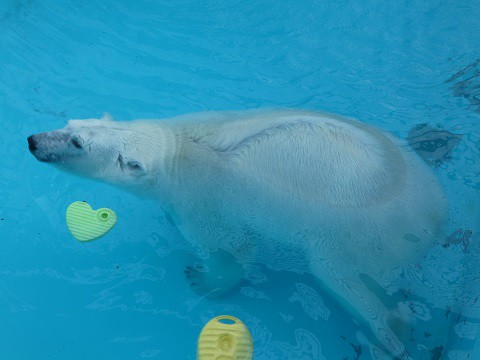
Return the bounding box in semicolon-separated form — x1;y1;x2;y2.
167;110;445;274
187;110;408;207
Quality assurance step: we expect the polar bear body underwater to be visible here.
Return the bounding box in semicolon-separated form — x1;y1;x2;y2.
28;109;446;357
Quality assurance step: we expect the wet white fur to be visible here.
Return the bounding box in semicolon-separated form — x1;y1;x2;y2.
37;109;446;357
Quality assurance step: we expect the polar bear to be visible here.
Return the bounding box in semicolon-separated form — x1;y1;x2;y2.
28;109;446;357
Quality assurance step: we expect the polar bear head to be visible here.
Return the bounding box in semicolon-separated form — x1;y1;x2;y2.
27;114;167;190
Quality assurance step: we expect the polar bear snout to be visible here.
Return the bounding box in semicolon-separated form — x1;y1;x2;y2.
28;134;54;162
28;133;58;162
27;130;77;163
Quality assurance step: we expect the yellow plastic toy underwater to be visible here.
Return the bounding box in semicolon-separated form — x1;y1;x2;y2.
197;315;253;360
66;201;117;241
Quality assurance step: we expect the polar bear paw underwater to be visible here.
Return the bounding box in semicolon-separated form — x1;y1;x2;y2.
28;109;446;358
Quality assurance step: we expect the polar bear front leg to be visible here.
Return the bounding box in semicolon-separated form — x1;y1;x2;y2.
184;248;245;298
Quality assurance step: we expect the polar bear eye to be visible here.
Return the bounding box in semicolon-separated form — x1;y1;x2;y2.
71;135;84;149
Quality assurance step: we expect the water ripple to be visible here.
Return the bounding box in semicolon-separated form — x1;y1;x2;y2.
289;283;330;321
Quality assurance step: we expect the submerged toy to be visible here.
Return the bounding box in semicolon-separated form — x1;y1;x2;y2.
197;315;253;360
66;201;117;241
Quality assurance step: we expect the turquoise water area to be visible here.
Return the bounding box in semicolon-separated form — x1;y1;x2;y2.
1;0;479;359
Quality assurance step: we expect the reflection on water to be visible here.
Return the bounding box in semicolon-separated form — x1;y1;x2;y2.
447;59;480;113
407;123;462;168
289;283;330;321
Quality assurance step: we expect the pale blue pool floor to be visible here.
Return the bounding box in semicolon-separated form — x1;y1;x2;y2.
1;0;480;358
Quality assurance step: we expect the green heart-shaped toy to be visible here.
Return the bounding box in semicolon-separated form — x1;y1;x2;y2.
66;201;117;242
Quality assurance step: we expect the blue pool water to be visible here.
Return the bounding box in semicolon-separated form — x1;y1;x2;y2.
1;0;479;359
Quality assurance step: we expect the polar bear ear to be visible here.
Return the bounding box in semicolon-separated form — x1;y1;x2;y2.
118;154;146;176
100;113;114;121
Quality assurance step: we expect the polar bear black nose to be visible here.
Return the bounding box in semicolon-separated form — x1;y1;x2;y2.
27;135;37;152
